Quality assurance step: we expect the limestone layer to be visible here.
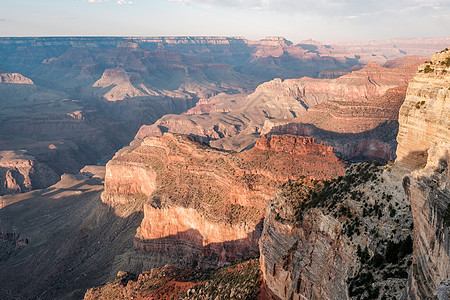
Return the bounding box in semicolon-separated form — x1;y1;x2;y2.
396;49;450;168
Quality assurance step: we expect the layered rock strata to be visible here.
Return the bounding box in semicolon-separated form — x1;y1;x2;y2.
102;133;345;268
261;61;422;162
260;163;414;300
396;49;450;299
396;49;450;169
403;143;449;299
0;150;59;196
137;61;419;153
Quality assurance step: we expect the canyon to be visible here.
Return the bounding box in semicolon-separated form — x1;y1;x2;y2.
257;48;450;300
103;133;345;269
138;57;422;160
0;36;360;195
0;38;449;300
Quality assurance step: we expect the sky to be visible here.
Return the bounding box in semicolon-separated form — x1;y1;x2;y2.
0;0;449;43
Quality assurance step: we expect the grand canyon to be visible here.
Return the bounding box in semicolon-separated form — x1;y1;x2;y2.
0;35;449;300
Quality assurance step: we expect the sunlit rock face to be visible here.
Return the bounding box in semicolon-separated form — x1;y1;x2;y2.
261;61;421;163
0;72;33;84
396;49;450;169
395;49;450;300
0;150;59;196
136;61;421;154
102;133;345;268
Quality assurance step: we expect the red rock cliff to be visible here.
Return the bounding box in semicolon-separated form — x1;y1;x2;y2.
102;133;345;268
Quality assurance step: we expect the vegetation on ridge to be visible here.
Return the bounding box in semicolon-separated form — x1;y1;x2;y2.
272;161;414;299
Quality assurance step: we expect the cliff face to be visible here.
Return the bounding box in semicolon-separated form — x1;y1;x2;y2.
396;49;450;299
137;61;419;154
0;150;59;197
0;72;33;84
260;163;414;300
396;50;450;169
260;62;420;162
403;143;449;300
102;133;345;268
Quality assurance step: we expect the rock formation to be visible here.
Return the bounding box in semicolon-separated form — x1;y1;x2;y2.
396;50;450;168
0;150;59;196
261;61;422;162
93;68;148;101
396;48;450;299
137;61;420;155
259;162;414;300
85;259;263;300
403;143;449;300
0;72;33;84
258;48;450;300
102;133;345;268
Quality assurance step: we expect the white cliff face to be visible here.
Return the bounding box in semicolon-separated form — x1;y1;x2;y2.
395;49;450;299
396;50;450;169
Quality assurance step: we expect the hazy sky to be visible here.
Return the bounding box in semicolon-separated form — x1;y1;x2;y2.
0;0;449;42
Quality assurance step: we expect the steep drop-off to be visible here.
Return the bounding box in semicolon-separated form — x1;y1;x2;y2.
0;150;59;197
259;162;414;300
258;49;450;300
396;49;450;299
102;133;345;268
396;50;450;169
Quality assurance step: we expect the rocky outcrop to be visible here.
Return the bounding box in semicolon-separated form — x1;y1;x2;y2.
260;162;414;300
85;259;263;300
93;68;148;101
255;61;414;103
403;143;449;300
396;49;450;169
396;49;450;299
102;133;345;268
0;150;59;196
0;72;33;84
